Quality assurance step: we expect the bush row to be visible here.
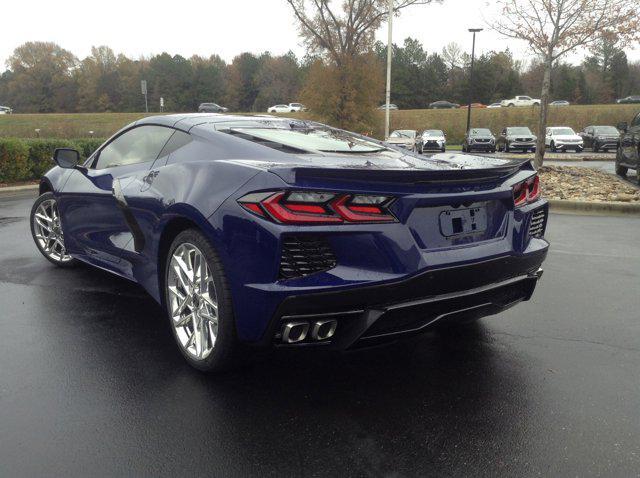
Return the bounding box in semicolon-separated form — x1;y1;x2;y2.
0;138;105;183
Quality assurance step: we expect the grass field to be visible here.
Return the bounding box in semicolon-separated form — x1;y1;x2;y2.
0;104;637;144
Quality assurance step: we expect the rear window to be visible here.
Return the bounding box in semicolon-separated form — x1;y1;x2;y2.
216;121;386;154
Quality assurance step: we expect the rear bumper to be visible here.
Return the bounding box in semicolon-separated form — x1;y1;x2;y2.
262;247;547;350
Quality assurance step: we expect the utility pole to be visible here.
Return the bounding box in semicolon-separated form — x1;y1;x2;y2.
384;0;393;140
465;28;482;135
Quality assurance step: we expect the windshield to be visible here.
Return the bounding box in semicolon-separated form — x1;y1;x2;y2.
422;130;444;137
507;127;532;135
216;120;387;154
469;128;491;136
593;126;619;135
390;130;415;138
550;128;576;135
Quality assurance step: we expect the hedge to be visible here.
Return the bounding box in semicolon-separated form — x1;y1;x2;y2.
0;137;106;183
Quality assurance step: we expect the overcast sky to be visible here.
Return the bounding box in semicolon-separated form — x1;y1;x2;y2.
1;0;638;69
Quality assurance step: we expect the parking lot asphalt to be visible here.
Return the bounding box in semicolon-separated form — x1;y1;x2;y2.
1;190;639;477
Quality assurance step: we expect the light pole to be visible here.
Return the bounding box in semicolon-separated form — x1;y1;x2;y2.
465;28;482;136
384;0;393;140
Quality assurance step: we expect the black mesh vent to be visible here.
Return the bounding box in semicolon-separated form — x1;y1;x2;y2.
529;207;547;238
279;236;337;280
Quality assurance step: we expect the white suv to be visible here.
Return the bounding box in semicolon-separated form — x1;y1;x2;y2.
0;106;12;114
501;96;541;107
545;127;584;152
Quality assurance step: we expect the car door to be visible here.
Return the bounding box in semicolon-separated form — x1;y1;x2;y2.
57;125;175;269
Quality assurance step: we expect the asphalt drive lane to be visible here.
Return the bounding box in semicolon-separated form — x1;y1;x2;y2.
1;190;639;477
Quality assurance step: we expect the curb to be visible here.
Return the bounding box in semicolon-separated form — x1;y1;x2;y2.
548;199;640;216
0;184;39;194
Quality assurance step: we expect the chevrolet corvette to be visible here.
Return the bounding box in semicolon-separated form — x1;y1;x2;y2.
30;114;549;371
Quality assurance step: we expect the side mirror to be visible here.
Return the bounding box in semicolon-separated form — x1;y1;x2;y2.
53;148;81;169
617;122;628;133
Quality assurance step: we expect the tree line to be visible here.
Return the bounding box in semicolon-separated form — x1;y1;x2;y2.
0;38;638;116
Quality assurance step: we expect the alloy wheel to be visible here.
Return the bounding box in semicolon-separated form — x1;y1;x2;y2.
32;199;72;263
167;243;219;360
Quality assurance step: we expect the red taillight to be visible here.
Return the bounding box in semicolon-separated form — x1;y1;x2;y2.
513;174;541;207
238;191;397;224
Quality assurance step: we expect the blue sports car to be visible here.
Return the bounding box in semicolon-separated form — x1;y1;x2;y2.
30;114;548;371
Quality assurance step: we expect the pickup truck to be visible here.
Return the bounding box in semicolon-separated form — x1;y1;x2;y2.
501;96;541;107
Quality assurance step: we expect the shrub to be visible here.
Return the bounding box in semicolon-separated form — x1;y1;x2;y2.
0;139;30;183
23;138;81;178
74;138;106;159
0;137;107;184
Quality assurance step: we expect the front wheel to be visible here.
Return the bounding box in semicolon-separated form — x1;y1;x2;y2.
165;229;239;372
30;192;76;267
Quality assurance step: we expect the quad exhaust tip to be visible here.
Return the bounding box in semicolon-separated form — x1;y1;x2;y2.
281;319;337;343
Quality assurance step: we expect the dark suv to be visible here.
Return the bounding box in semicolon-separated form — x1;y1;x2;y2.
616;113;640;181
462;128;496;153
579;125;620;152
198;102;228;113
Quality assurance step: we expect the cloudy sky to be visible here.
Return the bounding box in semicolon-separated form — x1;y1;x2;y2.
1;0;637;68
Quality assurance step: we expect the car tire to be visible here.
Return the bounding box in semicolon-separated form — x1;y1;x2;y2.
30;192;77;267
533;102;540;106
491;148;496;153
593;142;600;153
164;228;240;373
441;147;446;152
550;141;557;153
508;103;515;107
576;146;583;153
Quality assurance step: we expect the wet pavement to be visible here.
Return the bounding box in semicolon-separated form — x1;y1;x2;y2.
1;190;639;477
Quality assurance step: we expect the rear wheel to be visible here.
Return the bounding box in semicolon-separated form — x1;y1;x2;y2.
30;192;76;267
165;229;239;372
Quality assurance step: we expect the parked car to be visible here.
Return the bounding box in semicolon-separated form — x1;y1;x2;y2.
29;114;548;372
458;103;486;109
500;96;541;107
545;127;584;152
616;112;640;181
429;101;459;109
289;103;307;112
385;129;418;151
417;129;446;152
378;103;399;110
496;127;537;152
268;103;306;113
549;100;570;106
198;103;228;113
487;103;503;108
462;128;496;153
616;95;640;104
0;105;13;114
579;125;620;152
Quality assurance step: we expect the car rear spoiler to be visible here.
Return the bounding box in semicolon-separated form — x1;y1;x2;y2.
270;159;531;186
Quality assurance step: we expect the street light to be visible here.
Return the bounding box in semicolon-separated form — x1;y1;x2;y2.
384;0;394;140
465;28;483;136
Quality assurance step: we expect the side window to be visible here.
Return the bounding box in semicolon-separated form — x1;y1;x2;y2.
157;130;192;162
93;126;175;169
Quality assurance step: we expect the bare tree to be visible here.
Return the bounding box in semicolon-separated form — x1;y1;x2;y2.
441;42;463;70
492;0;640;167
286;0;436;65
286;0;437;129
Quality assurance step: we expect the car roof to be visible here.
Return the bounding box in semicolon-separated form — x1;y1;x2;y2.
136;113;288;130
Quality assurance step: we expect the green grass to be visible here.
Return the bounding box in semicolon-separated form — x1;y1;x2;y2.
0;105;636;145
